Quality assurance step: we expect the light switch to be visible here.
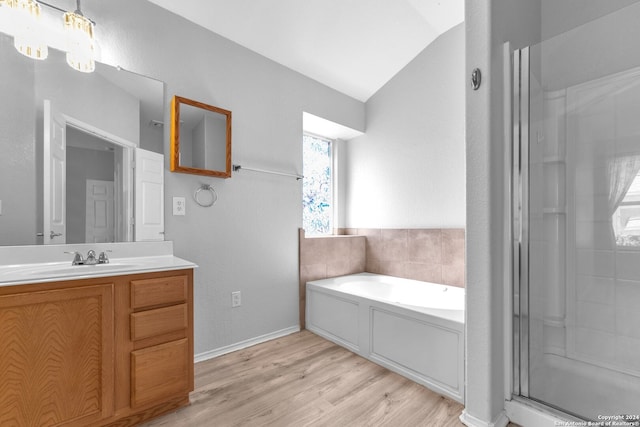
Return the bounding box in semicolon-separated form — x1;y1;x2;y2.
173;197;186;216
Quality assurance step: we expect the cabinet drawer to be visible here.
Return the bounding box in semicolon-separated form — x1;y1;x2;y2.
131;275;187;309
131;339;190;408
131;304;188;341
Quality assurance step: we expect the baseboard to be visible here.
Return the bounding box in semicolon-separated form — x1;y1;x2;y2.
460;409;509;427
194;326;300;363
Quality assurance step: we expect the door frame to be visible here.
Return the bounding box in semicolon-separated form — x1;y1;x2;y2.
63;116;136;242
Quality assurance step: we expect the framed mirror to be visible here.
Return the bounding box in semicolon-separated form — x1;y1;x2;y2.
170;96;232;178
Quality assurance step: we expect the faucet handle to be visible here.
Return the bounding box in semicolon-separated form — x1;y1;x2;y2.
64;251;84;266
98;251;110;264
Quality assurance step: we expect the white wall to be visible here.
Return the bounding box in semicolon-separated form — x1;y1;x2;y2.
343;23;465;229
84;0;365;355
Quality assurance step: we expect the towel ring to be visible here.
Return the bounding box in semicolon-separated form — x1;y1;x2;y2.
194;184;217;207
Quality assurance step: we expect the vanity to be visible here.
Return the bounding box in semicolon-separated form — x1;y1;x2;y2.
0;242;196;426
0;21;203;426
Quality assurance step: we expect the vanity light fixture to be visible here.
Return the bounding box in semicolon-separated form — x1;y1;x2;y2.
63;0;95;73
0;0;97;72
4;0;48;60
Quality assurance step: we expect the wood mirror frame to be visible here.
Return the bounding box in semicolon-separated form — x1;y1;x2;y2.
170;95;232;178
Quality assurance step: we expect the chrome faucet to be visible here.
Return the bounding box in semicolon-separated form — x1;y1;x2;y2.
68;251;84;266
98;251;110;264
85;250;98;265
66;250;111;266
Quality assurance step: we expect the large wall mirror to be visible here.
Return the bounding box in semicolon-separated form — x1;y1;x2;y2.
170;95;232;178
0;33;166;246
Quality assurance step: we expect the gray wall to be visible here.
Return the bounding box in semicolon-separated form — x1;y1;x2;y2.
206;114;228;172
192;114;227;171
0;39;36;246
192;117;205;169
84;0;365;356
140;106;164;155
343;23;465;229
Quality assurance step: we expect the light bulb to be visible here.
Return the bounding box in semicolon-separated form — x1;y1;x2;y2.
64;10;94;72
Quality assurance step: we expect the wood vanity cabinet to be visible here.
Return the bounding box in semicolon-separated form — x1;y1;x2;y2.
0;268;194;427
129;275;192;410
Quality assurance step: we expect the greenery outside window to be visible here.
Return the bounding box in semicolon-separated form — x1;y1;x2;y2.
302;134;333;235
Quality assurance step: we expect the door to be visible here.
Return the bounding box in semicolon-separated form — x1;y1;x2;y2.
513;19;640;419
43;100;66;244
85;179;115;243
134;148;164;241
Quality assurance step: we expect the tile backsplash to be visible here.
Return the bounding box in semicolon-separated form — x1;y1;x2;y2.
341;228;465;287
298;228;465;328
298;229;366;328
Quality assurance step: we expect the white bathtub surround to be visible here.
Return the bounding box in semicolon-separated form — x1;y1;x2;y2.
306;273;465;403
299;228;466;328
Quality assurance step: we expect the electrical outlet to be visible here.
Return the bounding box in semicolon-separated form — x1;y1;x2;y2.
231;291;241;308
173;197;186;216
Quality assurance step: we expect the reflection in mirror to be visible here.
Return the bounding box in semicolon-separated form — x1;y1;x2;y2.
0;32;165;246
171;96;232;178
66;126;120;244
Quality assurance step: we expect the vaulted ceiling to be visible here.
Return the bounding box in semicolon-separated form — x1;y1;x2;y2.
147;0;464;102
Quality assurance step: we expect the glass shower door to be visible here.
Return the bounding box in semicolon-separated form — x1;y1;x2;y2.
514;4;640;420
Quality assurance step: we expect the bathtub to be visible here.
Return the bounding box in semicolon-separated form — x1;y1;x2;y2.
306;273;465;403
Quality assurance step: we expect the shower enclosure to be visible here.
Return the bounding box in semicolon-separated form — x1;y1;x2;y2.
512;3;640;421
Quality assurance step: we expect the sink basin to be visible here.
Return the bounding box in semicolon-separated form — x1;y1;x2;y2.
30;263;138;277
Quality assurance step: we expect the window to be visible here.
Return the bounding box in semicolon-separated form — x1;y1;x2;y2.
613;164;640;247
302;134;333;235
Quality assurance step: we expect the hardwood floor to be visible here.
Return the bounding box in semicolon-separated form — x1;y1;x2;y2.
141;330;467;426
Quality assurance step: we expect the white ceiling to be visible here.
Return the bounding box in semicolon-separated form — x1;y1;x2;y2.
147;0;464;102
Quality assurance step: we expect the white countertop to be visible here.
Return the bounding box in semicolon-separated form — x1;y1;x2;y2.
0;242;197;286
0;255;196;287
